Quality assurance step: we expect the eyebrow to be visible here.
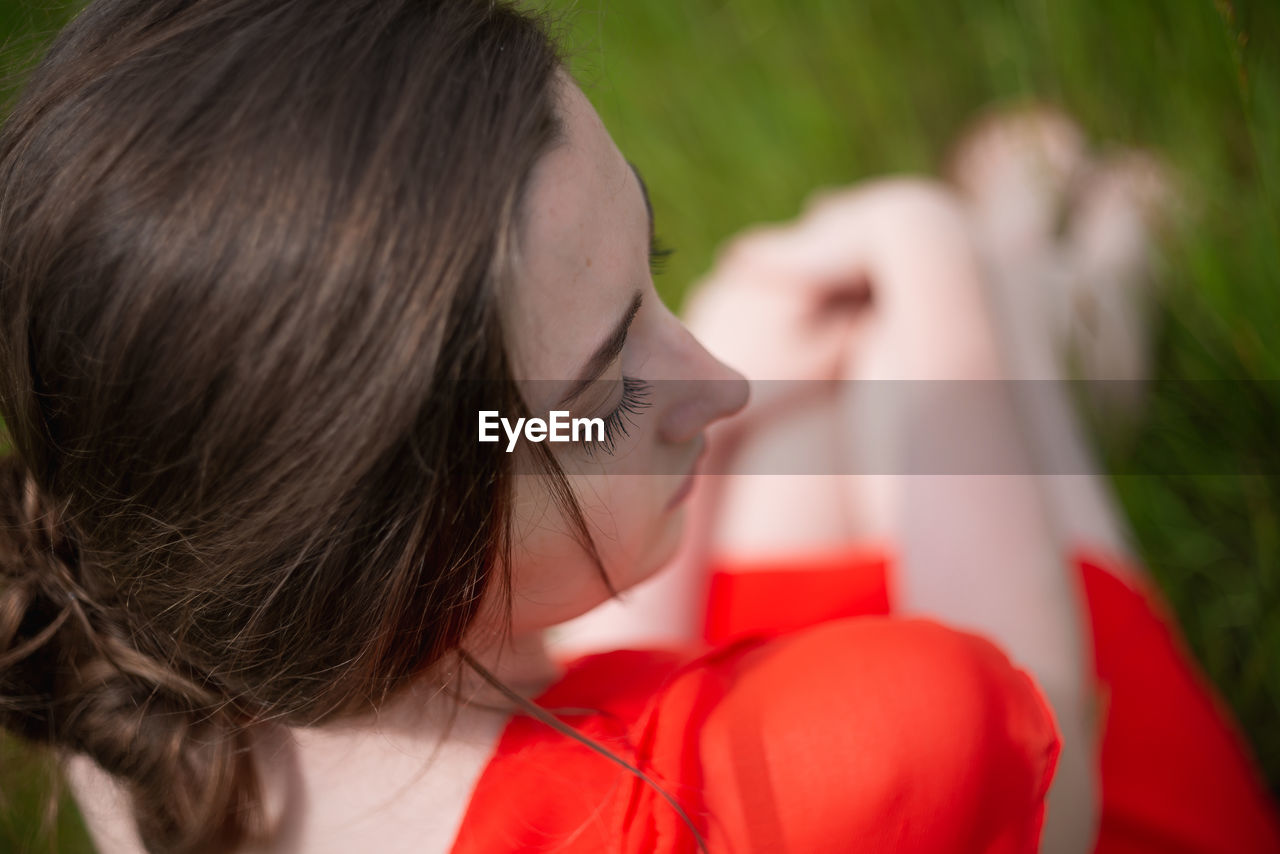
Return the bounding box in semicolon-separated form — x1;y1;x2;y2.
629;160;656;245
555;164;653;409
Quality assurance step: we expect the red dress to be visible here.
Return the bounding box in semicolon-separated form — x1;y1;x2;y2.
451;545;1280;854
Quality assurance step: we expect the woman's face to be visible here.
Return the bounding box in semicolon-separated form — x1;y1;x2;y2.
491;77;748;636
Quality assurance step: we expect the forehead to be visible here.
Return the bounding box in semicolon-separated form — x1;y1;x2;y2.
505;79;646;388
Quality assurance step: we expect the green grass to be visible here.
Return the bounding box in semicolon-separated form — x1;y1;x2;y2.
2;0;1277;850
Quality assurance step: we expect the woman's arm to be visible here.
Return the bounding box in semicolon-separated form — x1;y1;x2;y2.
826;179;1099;854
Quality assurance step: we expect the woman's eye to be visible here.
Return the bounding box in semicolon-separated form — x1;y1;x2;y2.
649;235;674;276
581;376;653;458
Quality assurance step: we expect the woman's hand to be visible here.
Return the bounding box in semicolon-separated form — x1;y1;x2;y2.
681;217;873;384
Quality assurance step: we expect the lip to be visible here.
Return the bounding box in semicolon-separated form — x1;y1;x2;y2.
665;444;707;511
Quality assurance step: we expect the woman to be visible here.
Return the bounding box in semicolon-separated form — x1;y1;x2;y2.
0;2;1272;853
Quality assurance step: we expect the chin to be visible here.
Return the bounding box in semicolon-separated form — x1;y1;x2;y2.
621;504;688;591
504;506;692;637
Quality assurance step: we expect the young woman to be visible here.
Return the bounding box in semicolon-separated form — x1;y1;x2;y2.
0;2;1274;853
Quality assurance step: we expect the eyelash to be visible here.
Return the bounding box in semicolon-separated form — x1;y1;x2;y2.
649;235;675;275
576;231;666;458
582;375;653;458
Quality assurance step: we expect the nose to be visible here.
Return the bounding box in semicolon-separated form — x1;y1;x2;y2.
656;316;750;445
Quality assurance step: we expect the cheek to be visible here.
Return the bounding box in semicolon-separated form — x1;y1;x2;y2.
573;472;683;582
569;385;690;577
501;469;686;633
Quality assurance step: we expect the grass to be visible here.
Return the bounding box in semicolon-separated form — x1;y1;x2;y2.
1;0;1277;850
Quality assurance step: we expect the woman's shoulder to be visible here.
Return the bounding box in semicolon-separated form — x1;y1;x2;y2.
452;616;1060;854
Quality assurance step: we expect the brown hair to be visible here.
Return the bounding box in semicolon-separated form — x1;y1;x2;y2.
0;1;629;850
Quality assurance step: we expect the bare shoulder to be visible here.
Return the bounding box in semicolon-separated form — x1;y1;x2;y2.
64;753;148;854
66;711;512;854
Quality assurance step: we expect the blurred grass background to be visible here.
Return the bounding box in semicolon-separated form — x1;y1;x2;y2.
1;0;1277;850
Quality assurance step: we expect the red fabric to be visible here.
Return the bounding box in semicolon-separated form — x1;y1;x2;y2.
452;564;1060;852
702;542;893;643
701;544;1280;854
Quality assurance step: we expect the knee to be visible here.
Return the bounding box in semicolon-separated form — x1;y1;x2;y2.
805;177;971;244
